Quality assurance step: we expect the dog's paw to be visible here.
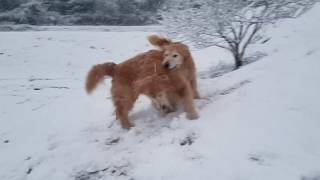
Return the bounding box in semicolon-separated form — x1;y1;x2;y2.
198;96;210;100
121;122;134;130
186;112;199;120
194;93;201;99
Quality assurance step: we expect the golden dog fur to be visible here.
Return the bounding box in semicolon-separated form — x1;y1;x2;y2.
86;35;199;129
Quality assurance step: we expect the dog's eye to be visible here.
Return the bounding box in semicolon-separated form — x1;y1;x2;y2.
173;54;178;58
164;54;169;57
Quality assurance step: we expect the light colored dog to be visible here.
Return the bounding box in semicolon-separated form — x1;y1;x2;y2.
86;35;199;129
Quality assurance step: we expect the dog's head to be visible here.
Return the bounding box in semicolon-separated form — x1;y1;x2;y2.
148;35;191;70
162;43;190;69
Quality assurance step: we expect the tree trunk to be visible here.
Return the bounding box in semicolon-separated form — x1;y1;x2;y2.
233;53;243;70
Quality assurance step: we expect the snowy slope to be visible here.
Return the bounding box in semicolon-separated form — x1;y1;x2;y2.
1;5;320;180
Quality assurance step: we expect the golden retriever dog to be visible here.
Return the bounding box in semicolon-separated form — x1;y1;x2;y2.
86;35;199;129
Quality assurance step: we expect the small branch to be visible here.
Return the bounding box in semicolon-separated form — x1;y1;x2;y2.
240;23;261;57
214;44;231;50
217;30;236;50
238;23;244;41
230;25;239;42
240;22;256;40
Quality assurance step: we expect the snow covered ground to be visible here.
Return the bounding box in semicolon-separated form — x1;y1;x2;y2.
1;4;320;180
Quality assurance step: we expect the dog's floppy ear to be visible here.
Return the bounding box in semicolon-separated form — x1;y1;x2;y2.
148;35;172;50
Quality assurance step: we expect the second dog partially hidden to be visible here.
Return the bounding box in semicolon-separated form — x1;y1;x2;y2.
86;35;199;129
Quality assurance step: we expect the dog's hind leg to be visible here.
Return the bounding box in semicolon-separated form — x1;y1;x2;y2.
112;84;138;129
114;100;134;129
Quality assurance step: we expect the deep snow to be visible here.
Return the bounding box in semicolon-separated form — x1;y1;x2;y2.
1;5;320;180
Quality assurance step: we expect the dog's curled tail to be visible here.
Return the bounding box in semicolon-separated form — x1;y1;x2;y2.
86;62;116;94
148;35;172;49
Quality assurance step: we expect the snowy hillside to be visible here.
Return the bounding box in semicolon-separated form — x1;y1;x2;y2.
1;4;320;180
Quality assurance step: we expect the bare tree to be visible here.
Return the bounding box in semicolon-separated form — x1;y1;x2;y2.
161;0;317;69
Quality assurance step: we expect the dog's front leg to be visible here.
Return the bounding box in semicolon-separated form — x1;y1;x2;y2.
181;81;199;120
190;78;200;99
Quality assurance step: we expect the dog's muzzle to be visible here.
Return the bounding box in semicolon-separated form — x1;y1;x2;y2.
163;62;170;69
